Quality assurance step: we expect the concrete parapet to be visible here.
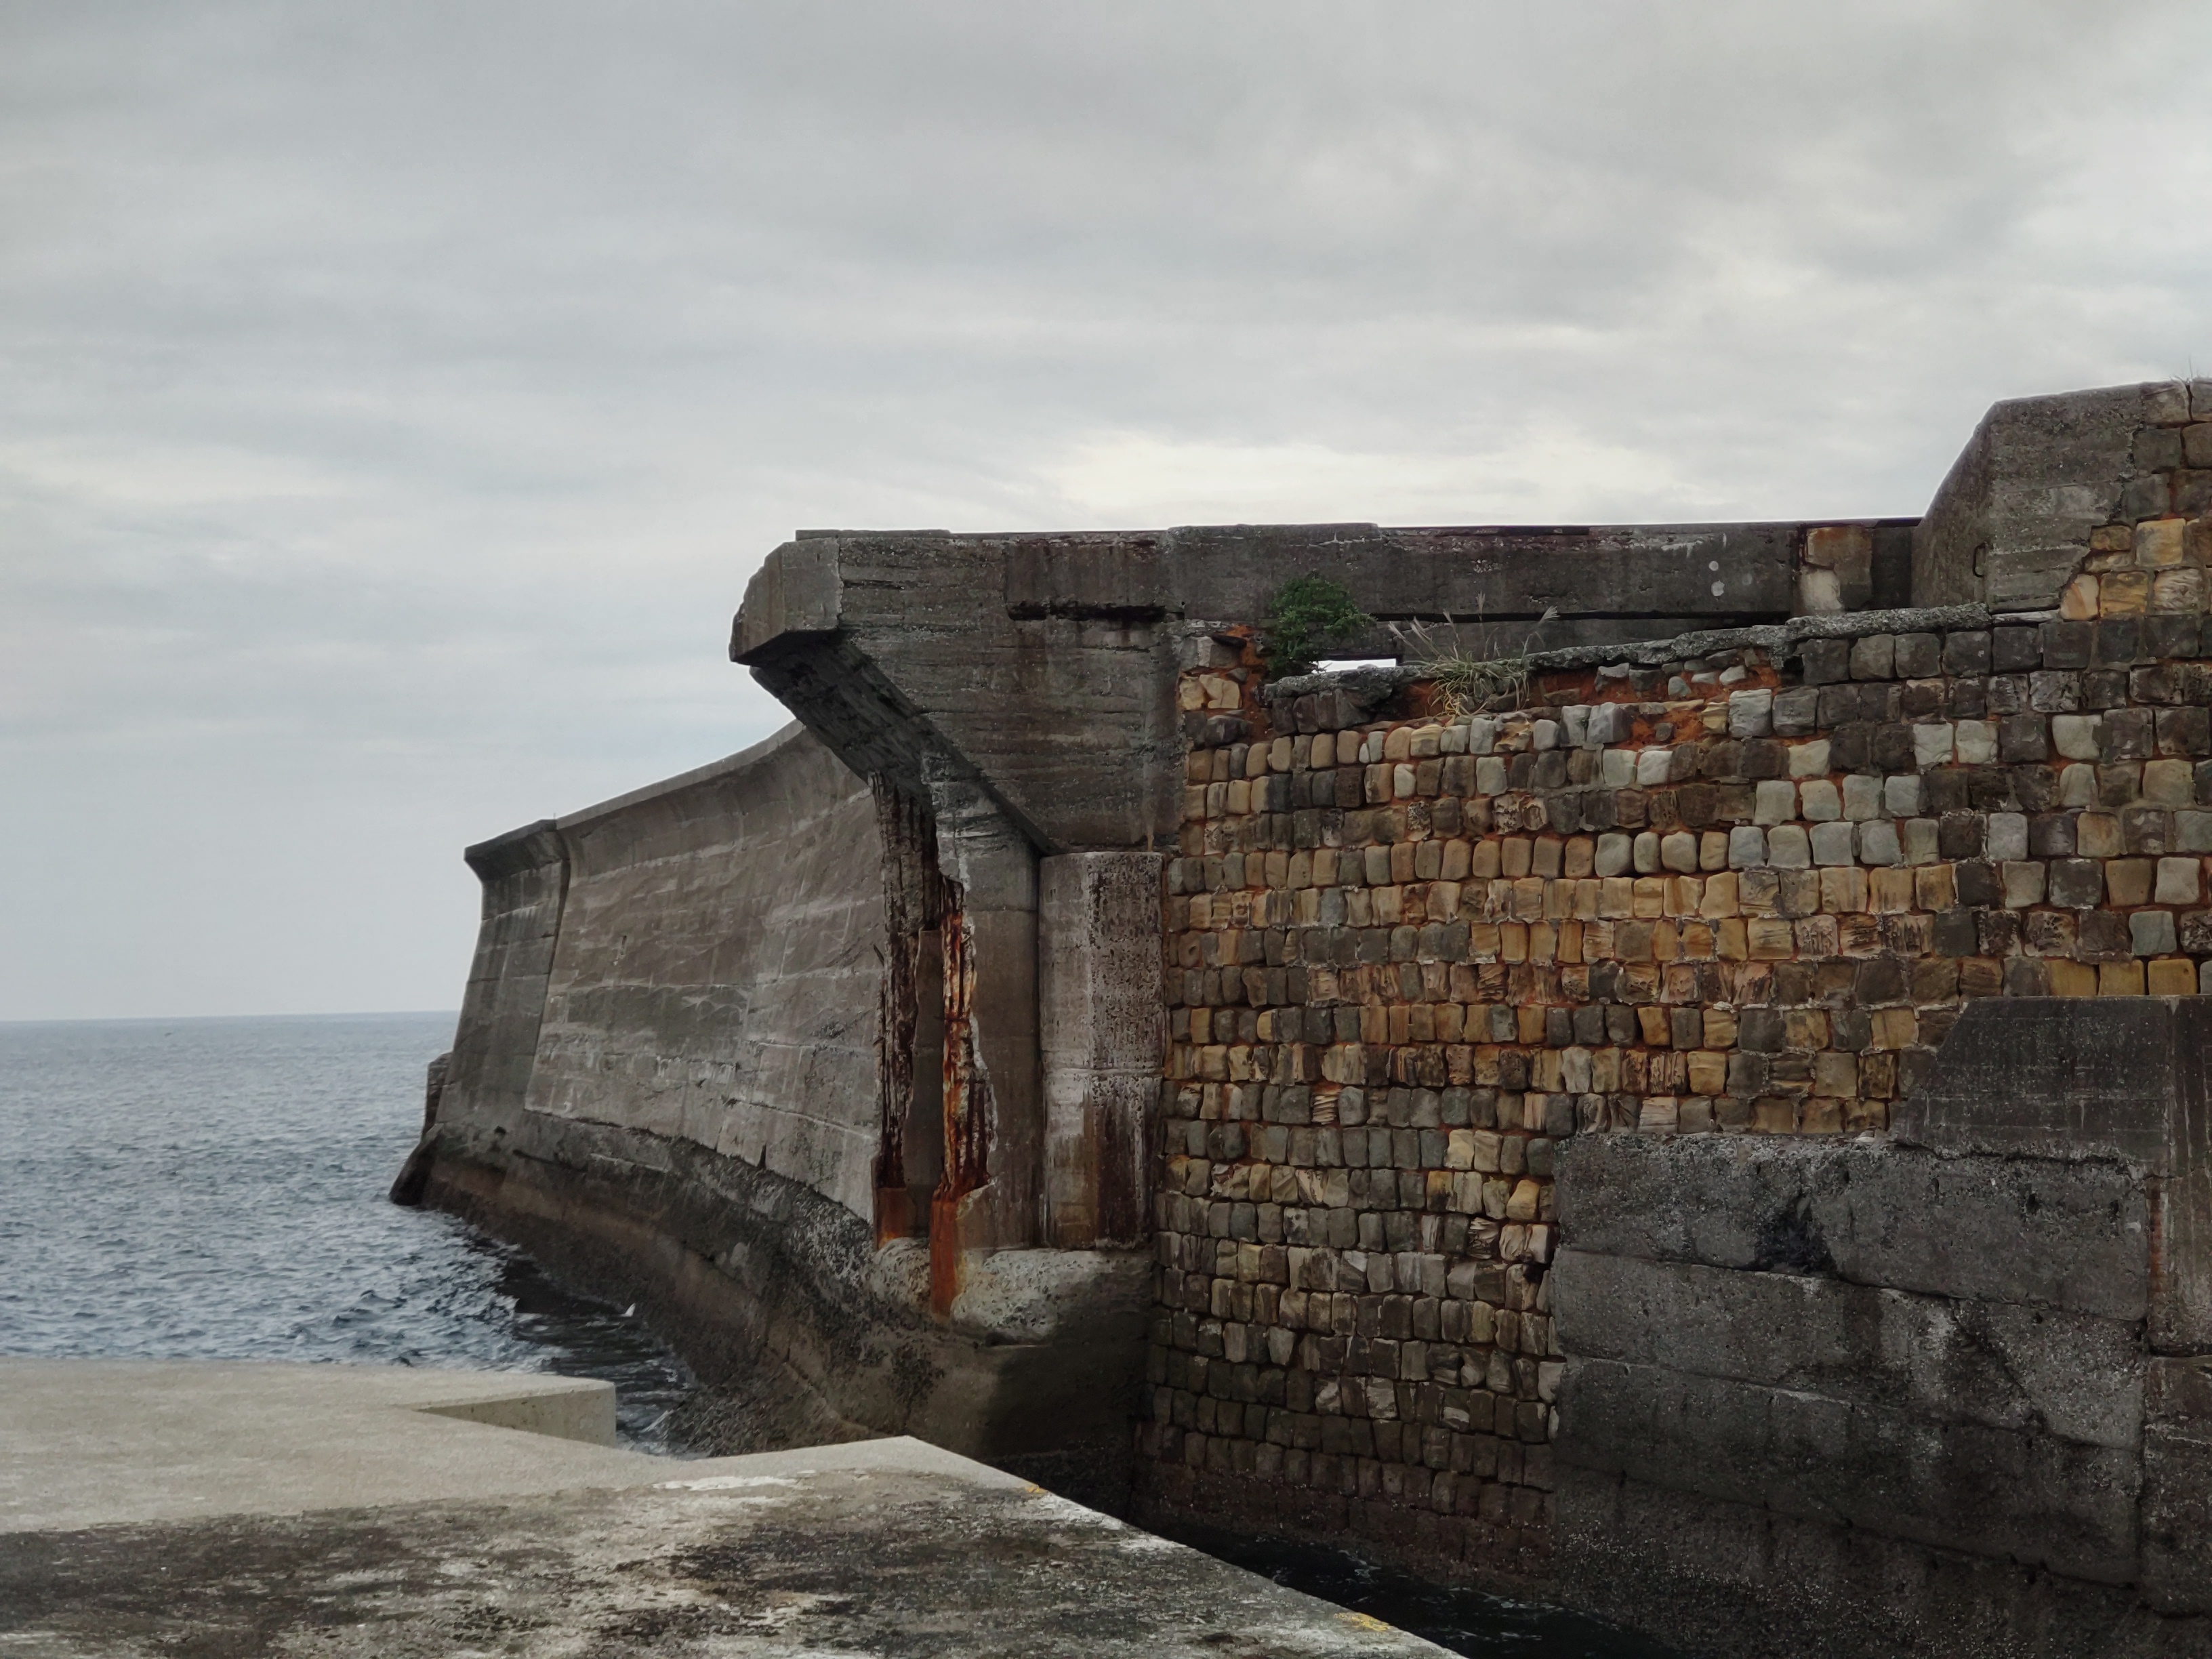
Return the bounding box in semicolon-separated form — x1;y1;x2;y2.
1915;382;2188;612
1547;998;2212;1654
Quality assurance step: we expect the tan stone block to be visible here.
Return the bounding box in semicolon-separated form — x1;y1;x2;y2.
2100;960;2148;996
1786;1096;1834;1134
1813;1051;1859;1097
1912;864;1956;910
1716;917;1748;960
1843;1099;1889;1133
2150;957;2198;996
2102;567;2152;616
1862;866;1908;914
2154;567;2206;613
1704;1008;1738;1048
2061;573;2101;619
2079;813;2124;859
1700;872;1740;918
2091;523;2137;554
1870;1008;1918;1049
2108;859;2156;906
1384;725;1412;761
2049;958;2099;998
2146;760;2195;807
1820;867;1869;913
2191;518;2212;567
1753;1097;1796;1132
2138;518;2189;567
1687;1050;1729;1094
1748;916;1795;960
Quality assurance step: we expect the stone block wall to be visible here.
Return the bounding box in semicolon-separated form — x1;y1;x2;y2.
1135;593;2212;1579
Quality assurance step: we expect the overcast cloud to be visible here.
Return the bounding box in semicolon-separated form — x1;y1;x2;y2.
4;1;2209;1019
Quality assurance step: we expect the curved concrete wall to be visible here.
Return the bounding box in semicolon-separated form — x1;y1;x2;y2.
524;722;884;1217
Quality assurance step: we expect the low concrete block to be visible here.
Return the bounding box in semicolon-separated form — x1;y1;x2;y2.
1555;1135;2150;1322
1891;996;2203;1170
1557;1356;2140;1585
1552;1250;2142;1450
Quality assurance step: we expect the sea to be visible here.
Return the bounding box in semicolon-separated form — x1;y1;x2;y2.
0;1010;1670;1658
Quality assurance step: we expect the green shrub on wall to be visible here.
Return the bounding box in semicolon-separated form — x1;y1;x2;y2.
1261;575;1376;676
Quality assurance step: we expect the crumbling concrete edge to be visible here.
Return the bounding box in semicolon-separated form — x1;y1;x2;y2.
1263;602;2017;708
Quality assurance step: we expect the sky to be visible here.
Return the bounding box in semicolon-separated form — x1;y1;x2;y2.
5;1;2211;1021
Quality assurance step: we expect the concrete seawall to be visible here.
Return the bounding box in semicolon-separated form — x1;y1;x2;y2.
417;721;1149;1495
410;379;2212;1654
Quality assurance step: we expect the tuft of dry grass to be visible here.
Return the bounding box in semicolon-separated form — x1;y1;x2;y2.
1387;609;1559;719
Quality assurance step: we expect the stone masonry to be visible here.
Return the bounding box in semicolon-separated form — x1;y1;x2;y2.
1136;461;2212;1578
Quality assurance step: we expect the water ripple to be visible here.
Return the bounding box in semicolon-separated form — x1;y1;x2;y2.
0;1012;694;1450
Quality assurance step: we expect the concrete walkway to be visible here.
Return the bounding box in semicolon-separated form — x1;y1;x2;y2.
0;1359;1448;1656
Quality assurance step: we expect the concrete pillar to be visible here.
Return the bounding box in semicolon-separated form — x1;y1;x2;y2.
925;766;1040;1299
1040;852;1165;1248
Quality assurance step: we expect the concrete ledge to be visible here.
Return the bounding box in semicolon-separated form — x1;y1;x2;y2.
0;1361;1448;1657
1553;1250;2143;1450
421;1118;1151;1504
0;1360;644;1534
1554;1133;2150;1321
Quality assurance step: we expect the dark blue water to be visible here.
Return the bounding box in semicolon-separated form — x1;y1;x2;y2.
0;1012;694;1449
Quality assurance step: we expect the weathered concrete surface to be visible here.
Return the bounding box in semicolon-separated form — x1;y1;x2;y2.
434;721;883;1217
527;722;884;1215
1912;380;2186;611
419;718;1156;1490
1545;1001;2212;1656
0;1364;1443;1658
423;1118;1152;1505
0;1361;632;1534
1895;997;2212;1353
0;1469;1446;1658
731;518;1876;853
1554;1132;2150;1322
436;819;566;1152
2144;1354;2212;1613
1554;1465;2201;1659
1040;851;1165;1248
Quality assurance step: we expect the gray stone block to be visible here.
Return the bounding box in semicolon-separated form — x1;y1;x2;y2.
1891;997;2202;1171
1555;1134;2148;1321
1557;1357;2140;1584
1552;1250;2142;1449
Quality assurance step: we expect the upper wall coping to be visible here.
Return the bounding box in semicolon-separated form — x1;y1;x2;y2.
1260;602;2020;709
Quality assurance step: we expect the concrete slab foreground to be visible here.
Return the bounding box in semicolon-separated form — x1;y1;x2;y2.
0;1359;652;1533
0;1361;1448;1656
